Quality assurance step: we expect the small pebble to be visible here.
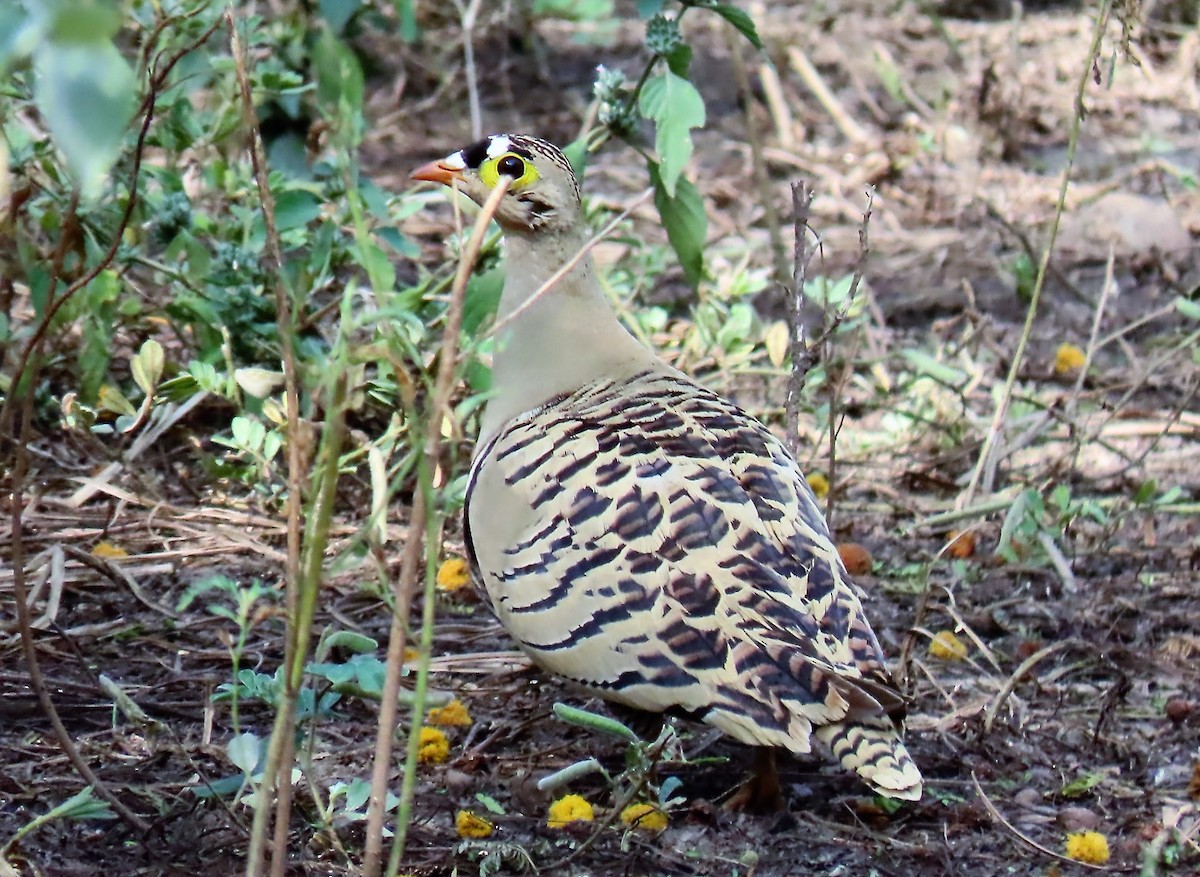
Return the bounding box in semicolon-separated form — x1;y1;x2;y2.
1059;806;1100;832
1165;699;1191;723
1013;788;1042;808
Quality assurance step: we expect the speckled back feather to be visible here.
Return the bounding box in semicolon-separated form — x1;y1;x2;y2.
466;370;922;799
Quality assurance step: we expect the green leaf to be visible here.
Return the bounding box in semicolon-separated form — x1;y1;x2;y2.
462;267;504;335
649;163;706;289
475;792;506;815
561;136;589;180
638;71;705;197
0;6;42;70
47;1;121;43
1174;295;1200;321
273;189;322;231
313;27;364;118
318;0;363;35
131;339;164;396
33;37;135;198
553;702;640;743
711;3;762;49
1060;773;1104;798
392;0;419;41
664;42;692;77
901;350;968;387
227;731;261;775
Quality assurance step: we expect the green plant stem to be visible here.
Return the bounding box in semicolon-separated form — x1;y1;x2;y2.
228;11;309;877
385;456;444;877
958;0;1113;507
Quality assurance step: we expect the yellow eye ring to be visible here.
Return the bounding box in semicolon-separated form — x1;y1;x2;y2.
480;152;540;191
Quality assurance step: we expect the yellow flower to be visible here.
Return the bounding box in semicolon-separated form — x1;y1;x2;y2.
436;557;471;591
1054;342;1086;375
1065;830;1110;864
806;472;830;499
416;726;449;764
547;794;594;829
619;802;668;833
928;630;968;661
91;541;128;559
428;699;472;727
455;810;494;839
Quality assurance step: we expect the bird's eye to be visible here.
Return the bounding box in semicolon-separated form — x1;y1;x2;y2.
496;155;525;178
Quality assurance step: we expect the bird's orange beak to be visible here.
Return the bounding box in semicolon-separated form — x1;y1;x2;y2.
411;160;462;186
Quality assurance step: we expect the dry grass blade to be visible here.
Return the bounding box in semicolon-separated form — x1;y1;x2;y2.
971;773;1121;872
983;640;1076;734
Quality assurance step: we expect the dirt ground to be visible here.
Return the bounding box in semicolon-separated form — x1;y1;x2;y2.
3;1;1200;875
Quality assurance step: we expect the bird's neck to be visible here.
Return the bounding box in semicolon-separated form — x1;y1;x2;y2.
479;228;656;442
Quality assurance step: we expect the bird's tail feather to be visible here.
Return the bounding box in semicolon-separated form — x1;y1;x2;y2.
814;721;923;801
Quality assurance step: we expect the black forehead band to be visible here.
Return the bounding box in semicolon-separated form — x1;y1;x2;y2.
460;137;534;169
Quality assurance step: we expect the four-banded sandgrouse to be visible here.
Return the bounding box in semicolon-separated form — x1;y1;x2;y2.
412;134;922;803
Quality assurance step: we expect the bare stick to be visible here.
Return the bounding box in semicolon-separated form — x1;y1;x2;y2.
787;46;871;146
454;0;484;140
229;11;307;876
784;182;818;460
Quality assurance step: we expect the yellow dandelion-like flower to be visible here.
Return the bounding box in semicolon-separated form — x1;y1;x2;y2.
455;810;494;839
428;699;472;727
928;630;968;661
1064;830;1110;864
1054;342;1086;375
436;557;471;591
547;794;594;829
619;803;668;833
416;726;449;764
806;472;830;499
91;541;129;559
403;646;420;663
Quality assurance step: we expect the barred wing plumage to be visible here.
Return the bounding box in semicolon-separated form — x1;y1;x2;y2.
465;369;921;799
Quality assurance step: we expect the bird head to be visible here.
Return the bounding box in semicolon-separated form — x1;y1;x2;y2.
411;134;581;234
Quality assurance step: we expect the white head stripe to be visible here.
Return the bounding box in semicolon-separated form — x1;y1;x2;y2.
443;152;467;170
486;135;511;158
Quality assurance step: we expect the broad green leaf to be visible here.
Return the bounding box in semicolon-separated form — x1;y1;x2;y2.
392;0;419;41
0;6;41;69
561;136;589;179
712;3;762;49
47;2;121;43
638;71;705;197
33;37;135;198
313;27;363;118
131;339;164;395
273;189;322;231
318;0;363;35
226;731;261;775
98;384;136;417
649;163;706;289
462;267;504;335
664;42;692;77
